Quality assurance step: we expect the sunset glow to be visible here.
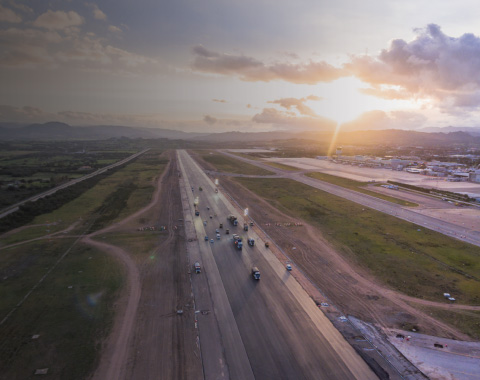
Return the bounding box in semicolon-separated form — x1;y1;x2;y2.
1;1;480;133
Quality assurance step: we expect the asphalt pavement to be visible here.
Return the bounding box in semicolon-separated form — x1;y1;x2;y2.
177;150;377;380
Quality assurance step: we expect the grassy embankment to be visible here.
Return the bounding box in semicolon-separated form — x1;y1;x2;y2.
196;151;274;175
306;172;418;207
0;150;168;378
263;162;300;171
411;305;480;340
234;177;480;306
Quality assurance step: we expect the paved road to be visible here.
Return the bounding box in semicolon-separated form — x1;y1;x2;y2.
178;150;377;380
0;148;150;219
220;151;480;248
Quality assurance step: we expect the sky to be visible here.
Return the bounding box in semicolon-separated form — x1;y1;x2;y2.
1;0;480;133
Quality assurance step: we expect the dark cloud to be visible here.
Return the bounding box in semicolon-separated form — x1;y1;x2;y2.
191;45;346;84
0;4;21;23
347;24;480;110
203;115;217;125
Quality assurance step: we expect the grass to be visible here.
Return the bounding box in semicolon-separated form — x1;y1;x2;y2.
413;305;480;339
263;162;300;171
0;150;169;378
306;172;418;207
102;232;167;263
2;150;167;242
0;240;124;379
197;151;274;175
234;177;480;305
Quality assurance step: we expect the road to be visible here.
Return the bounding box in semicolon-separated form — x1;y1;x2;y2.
0;148;150;219
177;150;377;380
219;151;480;248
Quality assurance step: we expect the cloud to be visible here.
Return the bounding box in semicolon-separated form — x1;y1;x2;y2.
212;98;227;103
203;115;217;125
0;26;158;74
252;107;336;131
0;28;61;67
346;24;480;110
0;104;52;122
340;110;427;131
86;3;107;20
0;5;21;23
191;45;346;84
268;95;321;117
33;10;84;30
108;25;122;33
8;1;33;13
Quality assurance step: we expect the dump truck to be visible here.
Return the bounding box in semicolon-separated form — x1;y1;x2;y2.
233;234;243;249
252;267;260;280
244;223;248;231
248;238;255;246
228;214;238;226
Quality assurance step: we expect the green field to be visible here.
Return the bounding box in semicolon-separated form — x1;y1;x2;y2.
263;162;300;171
0;150;169;377
0;240;124;379
235;177;480;305
413;305;480;339
306;172;418;207
197;151;274;175
1;150;167;243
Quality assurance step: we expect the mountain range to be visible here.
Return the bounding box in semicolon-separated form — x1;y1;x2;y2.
0;122;480;148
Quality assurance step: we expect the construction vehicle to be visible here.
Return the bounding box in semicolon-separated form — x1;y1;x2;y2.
252;267;260;280
233;234;243;249
248;238;255;246
228;215;238;226
194;262;201;273
244;223;248;231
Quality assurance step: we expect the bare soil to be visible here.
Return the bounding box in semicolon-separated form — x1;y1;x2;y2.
192;152;474;341
85;151;202;380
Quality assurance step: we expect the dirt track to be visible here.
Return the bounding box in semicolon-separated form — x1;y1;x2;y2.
85;151;201;380
190;151;475;341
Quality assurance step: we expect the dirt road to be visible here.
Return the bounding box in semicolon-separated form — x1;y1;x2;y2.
85;151;201;380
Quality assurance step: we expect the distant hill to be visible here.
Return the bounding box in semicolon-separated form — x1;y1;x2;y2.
1;122;479;148
419;126;480;136
0;122;206;140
